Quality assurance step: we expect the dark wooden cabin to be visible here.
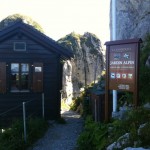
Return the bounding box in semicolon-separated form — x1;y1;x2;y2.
0;21;73;124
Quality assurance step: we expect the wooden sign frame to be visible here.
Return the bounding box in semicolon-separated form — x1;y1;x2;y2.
105;39;142;122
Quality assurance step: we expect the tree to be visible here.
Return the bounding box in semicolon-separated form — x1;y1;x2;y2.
0;14;44;33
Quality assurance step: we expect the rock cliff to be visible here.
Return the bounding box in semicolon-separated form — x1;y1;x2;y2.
110;0;150;40
58;32;104;104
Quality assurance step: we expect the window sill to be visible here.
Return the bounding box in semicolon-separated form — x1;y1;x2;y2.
10;90;30;93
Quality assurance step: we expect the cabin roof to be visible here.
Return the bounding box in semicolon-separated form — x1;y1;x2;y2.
0;21;73;60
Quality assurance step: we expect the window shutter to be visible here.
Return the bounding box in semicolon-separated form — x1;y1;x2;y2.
0;62;6;93
33;63;43;92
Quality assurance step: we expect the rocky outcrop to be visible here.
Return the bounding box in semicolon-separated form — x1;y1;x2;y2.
110;0;150;40
58;32;104;104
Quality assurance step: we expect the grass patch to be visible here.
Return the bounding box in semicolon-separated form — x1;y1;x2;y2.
0;117;48;150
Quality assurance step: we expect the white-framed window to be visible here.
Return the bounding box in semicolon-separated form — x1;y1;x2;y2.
14;42;26;51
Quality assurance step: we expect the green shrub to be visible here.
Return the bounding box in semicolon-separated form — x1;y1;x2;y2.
70;97;82;111
126;107;150;125
109;108;150;148
139;66;150;103
77;108;150;150
77;116;108;150
139;34;150;103
70;89;91;117
117;92;133;109
0;120;25;150
0;118;48;150
139;123;150;147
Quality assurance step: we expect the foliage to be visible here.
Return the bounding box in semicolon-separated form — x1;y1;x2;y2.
0;14;44;33
139;34;150;103
58;32;81;53
77;107;150;150
138;122;150;147
0;120;25;150
70;97;82;112
117;92;133;109
70;88;91;117
139;65;150;103
26;117;48;144
70;90;87;116
140;34;150;64
58;32;101;56
0;118;48;150
109;107;150;147
77;116;108;150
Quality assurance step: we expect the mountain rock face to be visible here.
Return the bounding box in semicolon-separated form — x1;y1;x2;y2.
110;0;150;40
58;32;104;104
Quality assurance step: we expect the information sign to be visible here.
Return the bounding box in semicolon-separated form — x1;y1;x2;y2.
104;39;142;122
109;44;136;92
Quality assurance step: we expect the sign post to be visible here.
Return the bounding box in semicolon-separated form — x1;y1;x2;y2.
105;39;142;122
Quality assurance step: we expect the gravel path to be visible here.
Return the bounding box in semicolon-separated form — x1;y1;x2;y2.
29;110;83;150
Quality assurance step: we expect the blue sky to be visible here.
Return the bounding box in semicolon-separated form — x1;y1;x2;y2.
0;0;110;45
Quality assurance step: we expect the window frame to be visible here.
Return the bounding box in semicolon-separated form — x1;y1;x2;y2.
14;42;26;51
10;63;30;93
